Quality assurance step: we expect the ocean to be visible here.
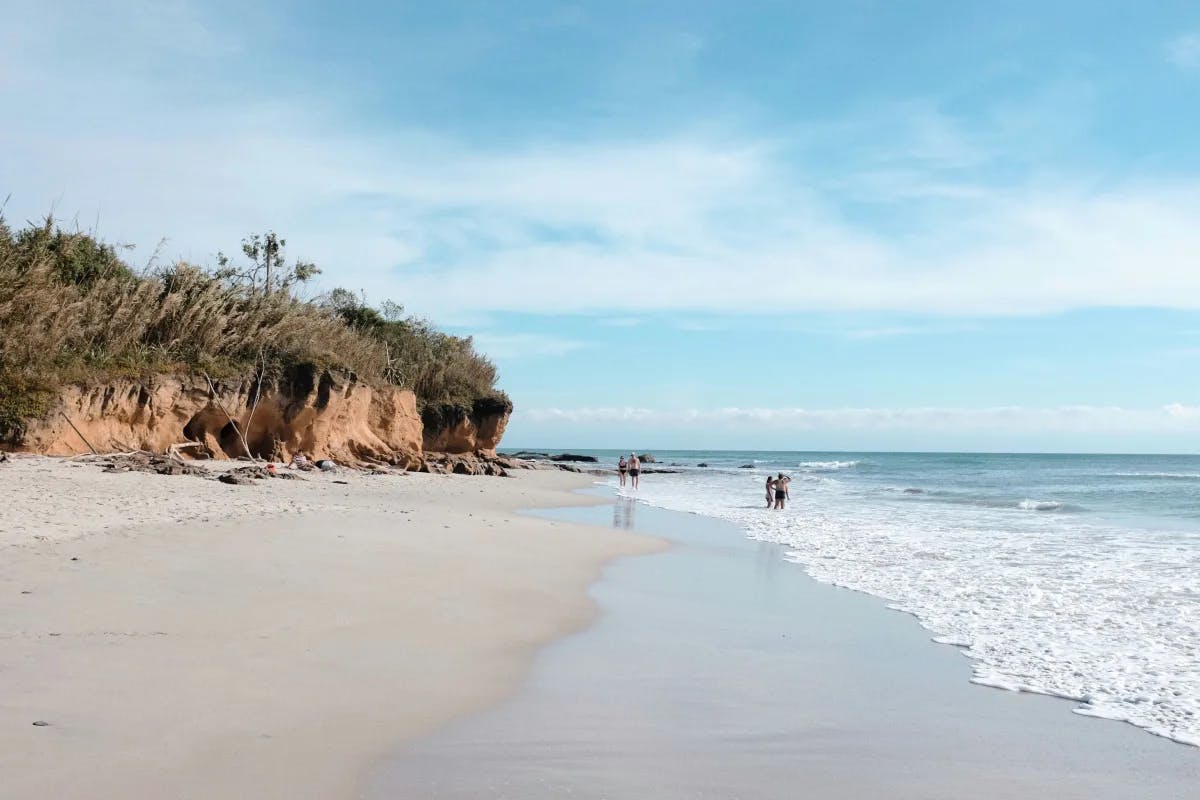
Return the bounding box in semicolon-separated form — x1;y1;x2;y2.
545;449;1200;748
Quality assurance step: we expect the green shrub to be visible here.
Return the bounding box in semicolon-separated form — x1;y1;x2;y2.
324;289;504;418
0;217;507;436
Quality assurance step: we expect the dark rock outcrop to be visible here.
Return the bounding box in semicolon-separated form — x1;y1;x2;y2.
418;452;509;477
503;451;549;460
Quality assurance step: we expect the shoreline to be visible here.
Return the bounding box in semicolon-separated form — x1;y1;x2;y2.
374;489;1199;799
0;457;661;799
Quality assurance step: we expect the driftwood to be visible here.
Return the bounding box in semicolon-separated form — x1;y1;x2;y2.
58;412;98;454
201;372;257;462
167;441;206;459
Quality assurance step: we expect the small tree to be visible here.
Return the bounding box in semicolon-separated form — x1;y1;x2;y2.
216;231;319;293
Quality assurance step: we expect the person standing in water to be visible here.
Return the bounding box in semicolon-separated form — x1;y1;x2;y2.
628;453;641;489
618;455;628;487
765;475;775;508
773;473;791;510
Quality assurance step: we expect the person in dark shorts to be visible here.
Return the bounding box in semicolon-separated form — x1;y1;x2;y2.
628;453;641;489
618;455;628;487
773;473;791;510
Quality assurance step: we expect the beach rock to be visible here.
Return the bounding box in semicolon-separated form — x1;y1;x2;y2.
739;464;754;469
504;451;549;460
218;473;254;485
549;453;598;463
639;454;656;463
697;462;709;468
417;452;510;477
31;720;49;727
101;452;207;477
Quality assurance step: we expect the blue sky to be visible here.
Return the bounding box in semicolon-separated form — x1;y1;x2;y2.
3;1;1200;451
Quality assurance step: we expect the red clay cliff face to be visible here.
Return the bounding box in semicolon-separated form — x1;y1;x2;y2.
11;369;427;467
422;412;509;456
421;397;512;457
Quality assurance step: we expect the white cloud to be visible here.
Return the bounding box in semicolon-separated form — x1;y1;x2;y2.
470;333;588;359
1167;32;1200;71
5;3;1200;323
520;404;1200;434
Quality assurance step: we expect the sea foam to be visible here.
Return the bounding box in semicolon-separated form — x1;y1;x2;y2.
617;466;1200;748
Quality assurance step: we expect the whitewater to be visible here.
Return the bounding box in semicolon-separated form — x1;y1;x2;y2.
598;450;1200;748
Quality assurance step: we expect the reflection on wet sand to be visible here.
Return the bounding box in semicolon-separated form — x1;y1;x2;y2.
612;495;636;530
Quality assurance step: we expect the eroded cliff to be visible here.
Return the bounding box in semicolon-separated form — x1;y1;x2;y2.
9;368;428;467
421;396;513;457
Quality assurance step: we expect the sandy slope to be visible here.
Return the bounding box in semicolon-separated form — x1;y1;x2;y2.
0;456;660;799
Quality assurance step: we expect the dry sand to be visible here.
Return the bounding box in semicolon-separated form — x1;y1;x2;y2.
0;456;661;799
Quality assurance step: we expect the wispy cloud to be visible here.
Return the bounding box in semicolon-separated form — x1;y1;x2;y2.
1167;31;1200;71
471;333;588;359
520;404;1200;434
6;2;1200;325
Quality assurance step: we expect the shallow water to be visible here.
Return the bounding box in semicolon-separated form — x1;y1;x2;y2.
370;493;1199;799
582;450;1200;747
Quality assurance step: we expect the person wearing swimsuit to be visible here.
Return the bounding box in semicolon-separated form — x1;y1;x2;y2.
618;455;628;487
773;473;791;510
766;475;775;508
628;453;641;489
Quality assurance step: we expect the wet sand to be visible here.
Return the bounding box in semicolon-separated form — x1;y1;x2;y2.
371;491;1199;799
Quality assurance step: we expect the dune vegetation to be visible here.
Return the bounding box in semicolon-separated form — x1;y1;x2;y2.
0;215;509;439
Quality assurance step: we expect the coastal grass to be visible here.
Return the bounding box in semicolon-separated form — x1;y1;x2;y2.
0;216;508;439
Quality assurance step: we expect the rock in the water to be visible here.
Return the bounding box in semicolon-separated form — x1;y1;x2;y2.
639;453;656;463
739;464;754;469
697;462;709;467
549;453;598;463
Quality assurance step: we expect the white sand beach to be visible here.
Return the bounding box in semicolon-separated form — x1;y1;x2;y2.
0;456;660;799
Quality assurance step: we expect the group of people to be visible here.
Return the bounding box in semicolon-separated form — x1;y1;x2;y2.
617;453;641;488
766;473;791;509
